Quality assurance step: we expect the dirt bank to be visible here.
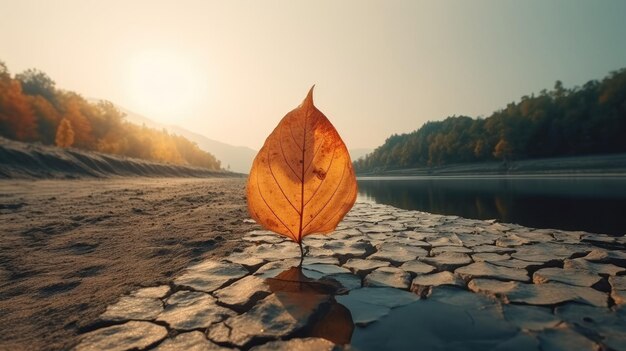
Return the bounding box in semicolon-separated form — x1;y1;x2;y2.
0;137;240;179
0;178;255;350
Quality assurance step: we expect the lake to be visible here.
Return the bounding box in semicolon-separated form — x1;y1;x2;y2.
357;176;626;236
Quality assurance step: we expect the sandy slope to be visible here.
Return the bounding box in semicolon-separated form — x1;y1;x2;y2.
0;178;256;351
0;137;238;179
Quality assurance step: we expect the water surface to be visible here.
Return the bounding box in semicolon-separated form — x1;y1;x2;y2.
357;176;626;236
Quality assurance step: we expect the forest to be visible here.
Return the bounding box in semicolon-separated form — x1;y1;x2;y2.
354;68;626;173
0;61;222;170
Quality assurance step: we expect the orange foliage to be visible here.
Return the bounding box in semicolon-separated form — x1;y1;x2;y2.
0;79;37;141
247;87;357;248
57;93;94;149
0;61;222;170
55;118;74;147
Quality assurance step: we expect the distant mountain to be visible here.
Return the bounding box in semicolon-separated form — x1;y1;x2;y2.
166;125;256;174
349;148;373;161
114;106;256;174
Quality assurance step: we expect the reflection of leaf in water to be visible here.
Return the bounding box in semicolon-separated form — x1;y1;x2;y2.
265;266;354;344
308;302;354;345
266;266;340;295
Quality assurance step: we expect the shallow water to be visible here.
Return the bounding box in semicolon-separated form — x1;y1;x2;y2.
357;176;626;236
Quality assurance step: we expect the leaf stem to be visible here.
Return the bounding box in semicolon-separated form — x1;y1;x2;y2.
298;240;304;267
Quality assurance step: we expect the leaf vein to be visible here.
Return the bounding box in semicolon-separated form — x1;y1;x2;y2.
304;136;326;175
278;123;302;182
268;136;301;215
289;122;302;152
255;161;296;239
304;145;336;207
318;177;356;229
302;157;347;232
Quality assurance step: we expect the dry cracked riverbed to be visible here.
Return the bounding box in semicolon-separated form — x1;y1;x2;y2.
74;202;626;351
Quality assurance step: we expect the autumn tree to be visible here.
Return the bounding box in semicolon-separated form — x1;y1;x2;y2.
474;140;486;158
57;92;93;149
55;118;74;147
493;138;512;162
0;60;223;169
0;65;37;141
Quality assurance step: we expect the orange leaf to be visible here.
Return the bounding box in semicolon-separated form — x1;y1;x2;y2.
247;86;357;243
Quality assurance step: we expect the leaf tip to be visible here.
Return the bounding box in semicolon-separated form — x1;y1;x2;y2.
303;85;316;108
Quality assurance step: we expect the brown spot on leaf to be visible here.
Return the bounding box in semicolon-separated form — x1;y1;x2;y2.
313;168;327;180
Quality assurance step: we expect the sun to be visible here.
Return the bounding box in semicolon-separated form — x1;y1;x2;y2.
125;51;208;123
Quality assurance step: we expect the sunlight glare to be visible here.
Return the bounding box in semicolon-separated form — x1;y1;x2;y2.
125;51;209;123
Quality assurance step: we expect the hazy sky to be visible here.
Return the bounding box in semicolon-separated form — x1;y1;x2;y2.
1;0;625;150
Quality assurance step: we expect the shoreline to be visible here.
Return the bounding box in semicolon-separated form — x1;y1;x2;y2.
355;152;626;177
359;173;626;180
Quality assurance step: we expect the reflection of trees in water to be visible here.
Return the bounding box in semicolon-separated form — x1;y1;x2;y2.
358;180;509;221
357;179;626;236
494;196;509;222
474;197;495;220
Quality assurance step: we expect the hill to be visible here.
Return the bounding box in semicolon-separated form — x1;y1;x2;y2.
355;68;626;173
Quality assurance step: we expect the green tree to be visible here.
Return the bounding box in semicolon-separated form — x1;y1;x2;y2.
15;69;57;103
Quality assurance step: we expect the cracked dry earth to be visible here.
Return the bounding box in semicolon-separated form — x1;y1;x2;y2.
75;202;626;351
